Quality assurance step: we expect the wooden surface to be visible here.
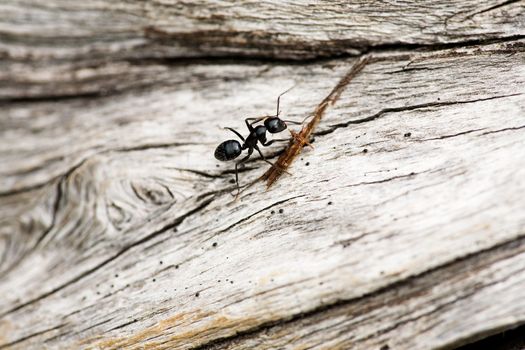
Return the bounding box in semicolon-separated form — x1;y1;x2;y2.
1;1;525;349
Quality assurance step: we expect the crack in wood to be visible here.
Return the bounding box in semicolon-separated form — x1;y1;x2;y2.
207;195;305;240
1;11;524;348
0;324;65;350
418;128;488;141
191;233;525;350
464;0;523;20
1;37;524;103
0;196;215;319
315;93;524;137
106;319;139;333
0;141;199;198
343;170;425;188
480;124;525;136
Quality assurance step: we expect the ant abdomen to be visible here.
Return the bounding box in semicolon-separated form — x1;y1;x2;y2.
214;140;242;161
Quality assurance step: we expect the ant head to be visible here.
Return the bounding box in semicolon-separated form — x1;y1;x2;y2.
214;140;242;161
264;117;287;134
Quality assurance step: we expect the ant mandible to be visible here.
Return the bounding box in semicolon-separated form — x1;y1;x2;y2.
214;87;304;196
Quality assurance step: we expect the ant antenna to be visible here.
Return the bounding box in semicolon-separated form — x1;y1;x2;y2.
276;85;296;117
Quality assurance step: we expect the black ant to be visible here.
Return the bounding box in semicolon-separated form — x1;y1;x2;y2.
214;88;306;196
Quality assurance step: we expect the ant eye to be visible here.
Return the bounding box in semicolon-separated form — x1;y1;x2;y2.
265;118;286;133
214;140;242;161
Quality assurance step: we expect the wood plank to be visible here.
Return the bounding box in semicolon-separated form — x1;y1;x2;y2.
1;39;524;349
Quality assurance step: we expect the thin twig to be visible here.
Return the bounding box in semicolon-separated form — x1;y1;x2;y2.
261;54;372;188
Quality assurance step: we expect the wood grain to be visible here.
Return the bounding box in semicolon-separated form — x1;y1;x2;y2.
1;0;524;99
1;2;525;349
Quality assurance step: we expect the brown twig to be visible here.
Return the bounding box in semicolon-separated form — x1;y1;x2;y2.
260;54;372;188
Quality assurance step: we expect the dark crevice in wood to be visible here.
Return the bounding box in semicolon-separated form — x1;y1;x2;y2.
0;179;58;277
408;124;524;143
42;330;73;344
2;154;66;177
192;233;525;350
167;164;266;182
344;170;424;188
0;324;65;350
130;182;146;203
364;35;525;56
0;195;215;319
0;158;87;277
385;66;442;74
419;128;487;141
480;125;525;136
357;269;518;346
169;167;228;179
0;91;113;104
89;34;525;66
0;181;49;198
77;317;115;334
207;195;305;240
0;141;196;198
33;179;65;249
106;319;139;333
314;93;524;137
455;322;525;350
464;0;523;20
113;142;198;153
1;36;524;104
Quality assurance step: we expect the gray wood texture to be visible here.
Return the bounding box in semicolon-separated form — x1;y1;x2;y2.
1;1;525;349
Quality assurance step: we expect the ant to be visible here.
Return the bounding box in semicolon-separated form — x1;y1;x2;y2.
214;88;308;196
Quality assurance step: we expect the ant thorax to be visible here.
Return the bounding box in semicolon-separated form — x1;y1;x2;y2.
254;125;267;143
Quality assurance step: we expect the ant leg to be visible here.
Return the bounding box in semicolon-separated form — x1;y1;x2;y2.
245;116;271;127
225;127;245;142
260;139;292;147
233;148;253;197
244;117;264;132
282;114;315;125
261;140;275;147
253;145;274;168
254;145;292;175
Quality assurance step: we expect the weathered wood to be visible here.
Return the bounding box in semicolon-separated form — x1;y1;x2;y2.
1;2;525;349
1;0;524;98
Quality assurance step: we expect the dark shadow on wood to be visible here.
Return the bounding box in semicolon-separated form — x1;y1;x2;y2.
456;324;525;350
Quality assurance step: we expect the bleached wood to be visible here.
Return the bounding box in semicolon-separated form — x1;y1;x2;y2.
1;2;525;349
